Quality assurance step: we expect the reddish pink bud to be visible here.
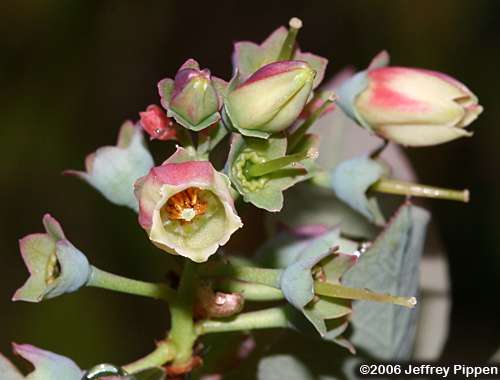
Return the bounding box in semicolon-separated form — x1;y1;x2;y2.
139;105;177;141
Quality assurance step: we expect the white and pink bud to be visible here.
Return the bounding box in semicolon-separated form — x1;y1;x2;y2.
338;62;483;147
224;60;316;139
134;148;242;263
158;59;227;131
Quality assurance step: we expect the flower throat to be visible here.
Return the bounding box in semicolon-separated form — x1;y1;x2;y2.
164;187;208;224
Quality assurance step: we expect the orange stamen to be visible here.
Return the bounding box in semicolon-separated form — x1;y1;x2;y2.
163;187;208;223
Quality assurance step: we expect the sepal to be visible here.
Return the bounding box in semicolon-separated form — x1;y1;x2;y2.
279;228;341;310
330;156;387;225
232;23;327;88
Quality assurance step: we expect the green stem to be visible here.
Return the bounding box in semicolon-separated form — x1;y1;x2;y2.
176;127;194;148
200;263;281;288
314;282;417;308
369;140;389;159
287;92;336;153
197;123;228;157
310;169;332;188
278;17;303;61
123;341;176;373
371;178;469;203
245;151;309;177
217;279;284;301
168;261;198;365
196;306;290;335
86;266;175;302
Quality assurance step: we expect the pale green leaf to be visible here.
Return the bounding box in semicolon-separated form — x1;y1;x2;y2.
342;203;430;360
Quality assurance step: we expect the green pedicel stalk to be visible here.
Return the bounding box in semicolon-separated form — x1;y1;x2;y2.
168;261;198;365
196;306;290;335
287;92;336;153
217;279;285;301
199;263;281;288
202;262;416;308
123;341;176;373
87;266;175;302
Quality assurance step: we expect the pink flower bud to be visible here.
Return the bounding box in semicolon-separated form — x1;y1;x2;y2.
158;59;227;131
139;104;177;141
338;64;483;147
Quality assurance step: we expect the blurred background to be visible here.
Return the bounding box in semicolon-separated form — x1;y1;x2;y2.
1;0;499;370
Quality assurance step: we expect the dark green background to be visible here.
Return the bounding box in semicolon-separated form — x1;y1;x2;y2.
1;0;499;370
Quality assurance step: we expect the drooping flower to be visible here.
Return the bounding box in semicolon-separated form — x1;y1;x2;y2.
66;121;154;211
0;344;83;379
134;147;242;263
158;59;227;131
13;214;91;303
258;227;357;351
337;51;483;146
139;104;177;141
224;61;316;139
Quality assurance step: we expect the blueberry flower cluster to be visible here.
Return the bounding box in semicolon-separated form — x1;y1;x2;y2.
4;17;481;380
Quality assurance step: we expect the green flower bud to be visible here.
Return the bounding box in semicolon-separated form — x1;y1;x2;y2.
225;61;315;139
